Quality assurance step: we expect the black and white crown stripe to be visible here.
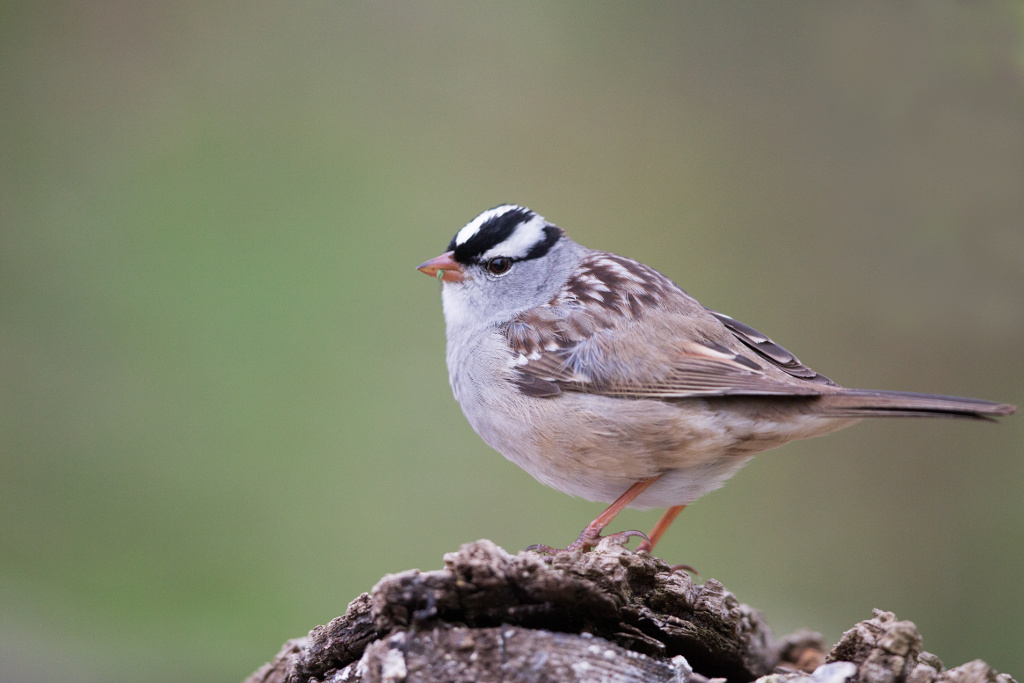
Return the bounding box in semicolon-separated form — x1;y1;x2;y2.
448;205;563;266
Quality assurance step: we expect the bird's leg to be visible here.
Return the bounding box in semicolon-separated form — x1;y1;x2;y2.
636;504;686;553
562;476;662;552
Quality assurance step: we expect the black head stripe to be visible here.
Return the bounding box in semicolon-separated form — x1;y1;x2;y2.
448;206;559;264
524;225;562;260
449;206;532;262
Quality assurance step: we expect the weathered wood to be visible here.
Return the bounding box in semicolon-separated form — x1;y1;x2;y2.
245;540;1015;683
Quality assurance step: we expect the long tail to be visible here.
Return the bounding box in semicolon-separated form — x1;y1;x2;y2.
817;389;1016;421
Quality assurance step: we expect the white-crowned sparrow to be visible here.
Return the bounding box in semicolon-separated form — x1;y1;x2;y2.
417;205;1016;553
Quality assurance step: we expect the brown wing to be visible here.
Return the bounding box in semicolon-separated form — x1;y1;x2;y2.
501;252;838;400
505;318;832;399
705;309;838;386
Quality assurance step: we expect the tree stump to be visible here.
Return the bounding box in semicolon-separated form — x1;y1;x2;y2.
245;539;1014;683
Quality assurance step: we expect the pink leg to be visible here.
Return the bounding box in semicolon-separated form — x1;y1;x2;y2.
636;505;686;553
563;476;662;552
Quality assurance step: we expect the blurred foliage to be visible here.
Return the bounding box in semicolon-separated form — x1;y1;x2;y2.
1;3;1022;681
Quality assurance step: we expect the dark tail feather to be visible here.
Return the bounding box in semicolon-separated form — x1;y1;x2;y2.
819;389;1016;421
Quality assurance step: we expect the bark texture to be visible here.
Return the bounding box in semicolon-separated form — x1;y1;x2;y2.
245;540;1014;683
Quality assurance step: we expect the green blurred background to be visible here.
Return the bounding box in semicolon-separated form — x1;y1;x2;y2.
2;3;1023;681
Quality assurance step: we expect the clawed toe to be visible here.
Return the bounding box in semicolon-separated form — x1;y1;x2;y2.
524;543;562;555
565;526;603;553
596;529;650;552
526;528;650;556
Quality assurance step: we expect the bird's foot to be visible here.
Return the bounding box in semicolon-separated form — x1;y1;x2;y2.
524;543;562;556
526;529;650;556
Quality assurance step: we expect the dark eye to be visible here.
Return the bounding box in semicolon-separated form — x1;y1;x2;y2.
487;257;512;275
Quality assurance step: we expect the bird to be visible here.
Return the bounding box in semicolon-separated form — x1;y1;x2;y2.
416;205;1016;554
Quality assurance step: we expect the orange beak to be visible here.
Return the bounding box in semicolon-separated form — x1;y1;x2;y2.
417;251;465;282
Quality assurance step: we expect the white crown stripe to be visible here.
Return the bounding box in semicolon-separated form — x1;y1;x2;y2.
454;204;522;247
480;213;548;261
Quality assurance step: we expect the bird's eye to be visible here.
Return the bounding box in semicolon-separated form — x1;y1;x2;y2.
487;257;512;275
